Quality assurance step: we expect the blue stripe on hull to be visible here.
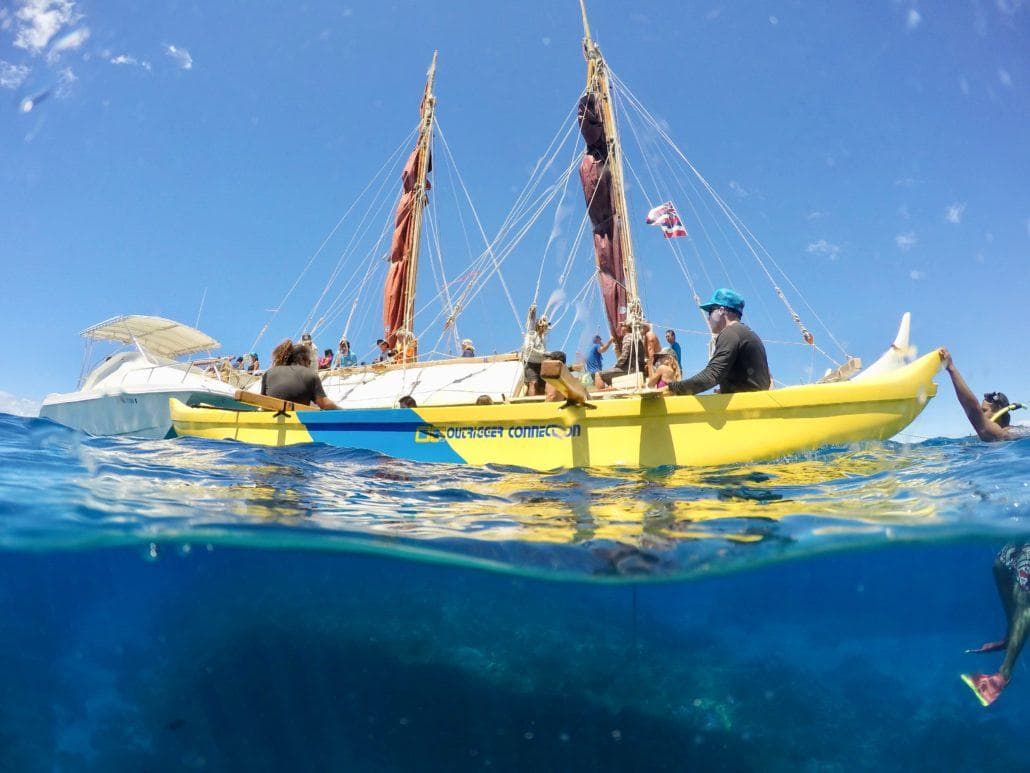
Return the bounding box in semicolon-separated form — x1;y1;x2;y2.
300;408;465;464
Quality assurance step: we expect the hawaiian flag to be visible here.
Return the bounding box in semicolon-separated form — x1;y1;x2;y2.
645;201;688;238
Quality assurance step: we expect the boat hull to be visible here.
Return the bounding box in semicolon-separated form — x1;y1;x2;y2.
170;352;941;470
41;387;243;439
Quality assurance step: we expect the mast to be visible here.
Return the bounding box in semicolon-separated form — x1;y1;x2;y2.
382;51;437;363
578;0;644;332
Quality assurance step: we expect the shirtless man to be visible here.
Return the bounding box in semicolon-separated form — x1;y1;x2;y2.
938;348;1026;441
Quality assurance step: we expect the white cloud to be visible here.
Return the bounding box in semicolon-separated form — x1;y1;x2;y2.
0;60;31;88
0;390;40;417
806;210;827;220
769;16;779;25
894;177;919;188
164;43;193;70
945;202;966;224
1;8;11;31
906;8;922;29
998;68;1013;87
996;1;1024;16
806;239;841;260
909;269;925;280
895;232;918;251
55;65;76;96
13;0;80;54
728;180;749;198
46;25;89;62
109;53;151;71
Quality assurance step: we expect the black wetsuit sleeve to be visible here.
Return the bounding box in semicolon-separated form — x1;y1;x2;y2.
668;329;737;395
260;372;267;396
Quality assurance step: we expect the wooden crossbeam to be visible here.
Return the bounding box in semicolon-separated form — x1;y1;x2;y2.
233;389;319;413
540;359;589;406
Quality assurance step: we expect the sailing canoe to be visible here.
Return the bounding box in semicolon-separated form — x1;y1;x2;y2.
169;350;940;470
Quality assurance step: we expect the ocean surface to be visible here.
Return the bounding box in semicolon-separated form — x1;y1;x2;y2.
1;413;1027;771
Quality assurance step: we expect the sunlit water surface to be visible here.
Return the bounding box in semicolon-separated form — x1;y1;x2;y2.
1;414;1027;770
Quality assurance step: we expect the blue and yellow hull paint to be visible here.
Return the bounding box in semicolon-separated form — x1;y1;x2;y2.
170;351;941;470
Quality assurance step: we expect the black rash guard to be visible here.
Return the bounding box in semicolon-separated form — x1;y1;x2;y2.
668;323;771;395
260;365;327;405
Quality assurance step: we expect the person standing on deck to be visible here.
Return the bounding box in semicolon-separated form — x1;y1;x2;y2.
665;329;682;368
643;323;662;375
586;333;614;389
938;348;1027;441
665;289;770;396
962;543;1030;707
300;333;318;372
598;322;646;386
522;314;551;396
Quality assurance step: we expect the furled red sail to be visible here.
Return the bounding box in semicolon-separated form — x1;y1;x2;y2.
382;148;426;350
577;94;627;341
382;99;433;354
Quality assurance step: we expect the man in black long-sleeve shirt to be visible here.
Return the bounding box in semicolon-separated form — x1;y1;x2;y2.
667;288;771;395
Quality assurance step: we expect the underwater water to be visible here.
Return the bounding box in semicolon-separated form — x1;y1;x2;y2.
1;414;1027;771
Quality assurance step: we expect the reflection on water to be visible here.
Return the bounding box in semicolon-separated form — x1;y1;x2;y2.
2;415;1028;579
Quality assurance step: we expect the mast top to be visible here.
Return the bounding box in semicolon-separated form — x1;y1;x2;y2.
579;0;592;45
425;50;438;99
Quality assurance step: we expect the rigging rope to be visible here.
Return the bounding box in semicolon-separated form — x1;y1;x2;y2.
248;127;417;354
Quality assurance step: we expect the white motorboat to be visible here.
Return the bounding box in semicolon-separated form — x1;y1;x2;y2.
40;315;249;439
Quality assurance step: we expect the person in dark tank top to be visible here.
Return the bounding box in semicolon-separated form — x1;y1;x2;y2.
260;340;339;409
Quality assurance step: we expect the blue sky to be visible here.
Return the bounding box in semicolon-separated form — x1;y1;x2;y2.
2;0;1028;439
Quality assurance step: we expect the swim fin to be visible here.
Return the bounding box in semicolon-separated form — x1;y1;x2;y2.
964;639;1007;654
960;672;1008;707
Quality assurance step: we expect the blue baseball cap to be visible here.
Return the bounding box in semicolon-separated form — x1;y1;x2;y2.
699;288;745;316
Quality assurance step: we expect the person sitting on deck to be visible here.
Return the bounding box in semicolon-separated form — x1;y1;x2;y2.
374;339;395;363
398;395;417;408
666;288;771;396
260;341;339;409
543;350;567;402
647;350;682;389
938;348;1027;441
961;543;1030;707
475;394;493;405
318;349;334;369
249;353;260;373
461;339;476;357
336;339;357;368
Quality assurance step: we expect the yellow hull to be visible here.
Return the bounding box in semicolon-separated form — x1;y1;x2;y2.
170;351;940;470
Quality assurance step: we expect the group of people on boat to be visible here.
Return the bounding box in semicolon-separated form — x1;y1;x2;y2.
579;287;771;399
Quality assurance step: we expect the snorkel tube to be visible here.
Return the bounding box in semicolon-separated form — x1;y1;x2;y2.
990;402;1027;424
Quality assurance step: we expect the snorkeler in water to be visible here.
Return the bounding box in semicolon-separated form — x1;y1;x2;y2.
961;543;1030;706
938;348;1027;441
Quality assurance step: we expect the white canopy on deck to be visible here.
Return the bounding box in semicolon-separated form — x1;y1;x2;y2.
80;315;220;358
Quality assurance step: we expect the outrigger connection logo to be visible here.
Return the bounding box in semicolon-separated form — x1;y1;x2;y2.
415;423;582;443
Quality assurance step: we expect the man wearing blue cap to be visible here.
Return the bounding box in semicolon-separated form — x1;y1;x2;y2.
666;288;771;396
